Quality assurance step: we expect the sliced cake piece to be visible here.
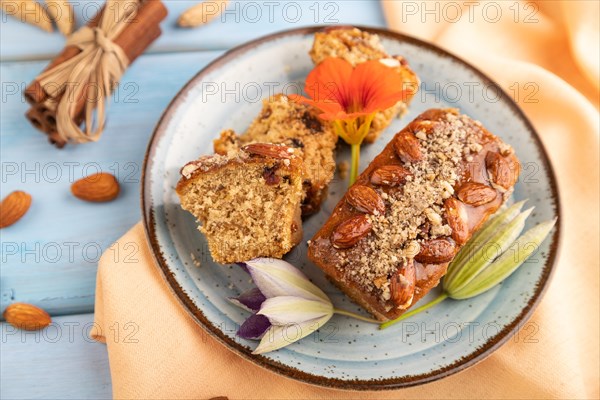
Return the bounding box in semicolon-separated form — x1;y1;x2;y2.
214;94;338;215
308;109;520;321
176;143;304;264
309;27;420;143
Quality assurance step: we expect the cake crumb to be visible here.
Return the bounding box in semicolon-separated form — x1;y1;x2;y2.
190;253;201;268
338;161;350;179
213;94;337;215
176;145;305;264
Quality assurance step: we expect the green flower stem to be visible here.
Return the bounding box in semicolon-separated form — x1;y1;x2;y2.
350;143;360;185
333;114;376;186
333;308;380;324
379;293;449;330
333;120;351;143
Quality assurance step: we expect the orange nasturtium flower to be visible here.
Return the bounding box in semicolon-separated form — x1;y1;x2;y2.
291;57;410;185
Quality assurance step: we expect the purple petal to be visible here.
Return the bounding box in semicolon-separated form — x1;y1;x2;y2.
228;287;266;312
236;262;249;273
237;314;271;340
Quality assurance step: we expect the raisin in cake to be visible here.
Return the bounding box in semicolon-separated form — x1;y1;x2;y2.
177;144;304;264
309;27;420;143
308;109;520;321
214;94;338;215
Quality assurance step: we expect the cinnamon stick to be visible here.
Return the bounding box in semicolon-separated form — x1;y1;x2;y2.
24;0;167;146
25;1;167;105
24;10;103;105
25;108;49;132
64;23;163;122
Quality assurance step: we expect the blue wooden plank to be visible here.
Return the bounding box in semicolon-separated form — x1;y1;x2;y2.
1;0;386;60
0;314;112;399
1;50;224;316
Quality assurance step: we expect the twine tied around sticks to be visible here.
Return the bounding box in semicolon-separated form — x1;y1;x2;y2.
37;0;140;144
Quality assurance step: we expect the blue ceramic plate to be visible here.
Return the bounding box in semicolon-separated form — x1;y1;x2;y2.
142;26;560;389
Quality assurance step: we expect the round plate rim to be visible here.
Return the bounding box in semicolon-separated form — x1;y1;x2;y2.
140;25;562;390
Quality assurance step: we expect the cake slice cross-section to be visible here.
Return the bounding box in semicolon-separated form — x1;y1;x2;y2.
176;143;305;264
308;109;521;321
214;94;338;215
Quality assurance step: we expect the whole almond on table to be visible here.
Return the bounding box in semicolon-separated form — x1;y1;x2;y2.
45;0;75;35
71;172;120;202
3;303;52;331
178;0;229;28
0;191;32;228
1;0;54;32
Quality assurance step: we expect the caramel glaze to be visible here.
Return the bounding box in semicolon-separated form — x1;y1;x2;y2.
308;109;520;321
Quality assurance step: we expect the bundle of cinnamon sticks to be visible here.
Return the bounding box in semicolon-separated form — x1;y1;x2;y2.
24;0;167;148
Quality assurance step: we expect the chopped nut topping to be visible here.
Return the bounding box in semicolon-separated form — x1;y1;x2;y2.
379;58;401;68
415;131;427;140
333;111;486;304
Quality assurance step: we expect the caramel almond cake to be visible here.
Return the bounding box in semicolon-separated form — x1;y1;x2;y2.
214;94;338;215
308;109;520;321
177;143;304;264
309;27;420;143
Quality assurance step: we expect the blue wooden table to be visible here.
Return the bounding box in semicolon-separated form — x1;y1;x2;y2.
0;1;386;398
